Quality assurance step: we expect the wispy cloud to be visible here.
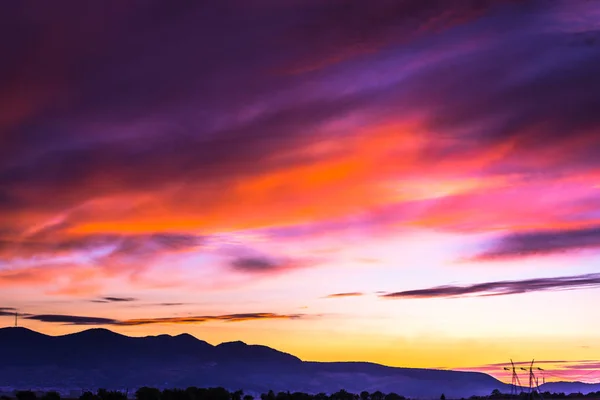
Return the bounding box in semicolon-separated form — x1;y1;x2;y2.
22;312;306;326
91;297;138;303
25;314;119;325
228;252;312;275
381;273;600;299
458;360;600;383
470;226;600;261
230;256;287;273
119;313;304;326
0;230;203;260
0;307;16;316
325;292;364;298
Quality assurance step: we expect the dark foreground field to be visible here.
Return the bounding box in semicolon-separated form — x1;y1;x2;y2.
2;387;600;400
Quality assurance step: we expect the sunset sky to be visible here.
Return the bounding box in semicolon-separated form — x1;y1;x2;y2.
2;0;600;384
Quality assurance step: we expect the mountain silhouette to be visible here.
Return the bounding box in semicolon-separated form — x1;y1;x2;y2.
0;327;513;397
538;381;600;394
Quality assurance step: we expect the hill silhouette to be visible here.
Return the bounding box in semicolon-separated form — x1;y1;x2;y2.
0;327;513;397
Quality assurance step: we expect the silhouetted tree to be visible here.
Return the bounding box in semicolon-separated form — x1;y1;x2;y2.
290;392;312;400
41;392;60;400
205;387;230;400
440;394;446;400
384;393;405;400
360;392;370;400
16;391;36;400
97;390;127;400
232;391;244;400
261;391;276;400
333;390;357;400
162;389;189;400
80;391;100;400
136;387;161;400
371;392;384;400
243;396;254;400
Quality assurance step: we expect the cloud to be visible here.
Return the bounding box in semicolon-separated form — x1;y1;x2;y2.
230;256;287;273
20;312;305;326
381;273;600;299
469;226;600;261
25;314;119;325
0;263;105;294
325;292;364;298
460;359;600;382
0;232;203;296
118;313;303;326
0;231;203;260
283;0;526;73
91;297;138;303
3;0;600;310
0;0;573;241
0;307;16;316
562;362;600;370
226;247;314;275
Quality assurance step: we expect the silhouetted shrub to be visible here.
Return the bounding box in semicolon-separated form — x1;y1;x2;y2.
41;392;60;400
80;391;100;400
16;391;36;400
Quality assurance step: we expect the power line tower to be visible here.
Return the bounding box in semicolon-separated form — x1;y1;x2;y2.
517;360;545;400
503;359;523;398
536;367;546;386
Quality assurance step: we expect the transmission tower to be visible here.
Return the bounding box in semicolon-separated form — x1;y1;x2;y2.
503;359;523;398
516;360;545;400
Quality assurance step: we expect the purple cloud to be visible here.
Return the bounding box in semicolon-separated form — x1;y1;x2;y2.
471;226;600;261
381;273;600;299
91;297;138;303
0;307;17;316
22;312;306;326
25;314;119;325
325;292;364;298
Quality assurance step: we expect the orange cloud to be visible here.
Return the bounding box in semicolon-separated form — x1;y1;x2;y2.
325;292;364;299
65;121;508;237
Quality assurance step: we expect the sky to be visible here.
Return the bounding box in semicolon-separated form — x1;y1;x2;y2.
1;0;600;385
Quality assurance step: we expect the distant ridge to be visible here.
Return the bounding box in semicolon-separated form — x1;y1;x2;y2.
0;327;540;398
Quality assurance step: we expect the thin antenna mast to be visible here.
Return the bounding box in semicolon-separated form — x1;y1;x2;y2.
14;310;18;327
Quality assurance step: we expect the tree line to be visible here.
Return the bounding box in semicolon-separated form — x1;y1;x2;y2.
3;387;600;400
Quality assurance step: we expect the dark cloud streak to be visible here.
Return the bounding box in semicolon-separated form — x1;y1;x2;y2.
230;257;285;273
325;292;364;298
91;297;138;303
470;226;600;261
21;312;306;326
25;314;119;325
382;273;600;299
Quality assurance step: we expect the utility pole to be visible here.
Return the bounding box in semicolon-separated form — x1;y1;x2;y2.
14;310;18;327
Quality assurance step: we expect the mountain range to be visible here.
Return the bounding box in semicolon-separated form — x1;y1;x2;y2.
0;327;594;398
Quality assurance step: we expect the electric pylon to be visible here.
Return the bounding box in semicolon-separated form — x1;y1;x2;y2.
516;360;545;400
503;359;523;397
